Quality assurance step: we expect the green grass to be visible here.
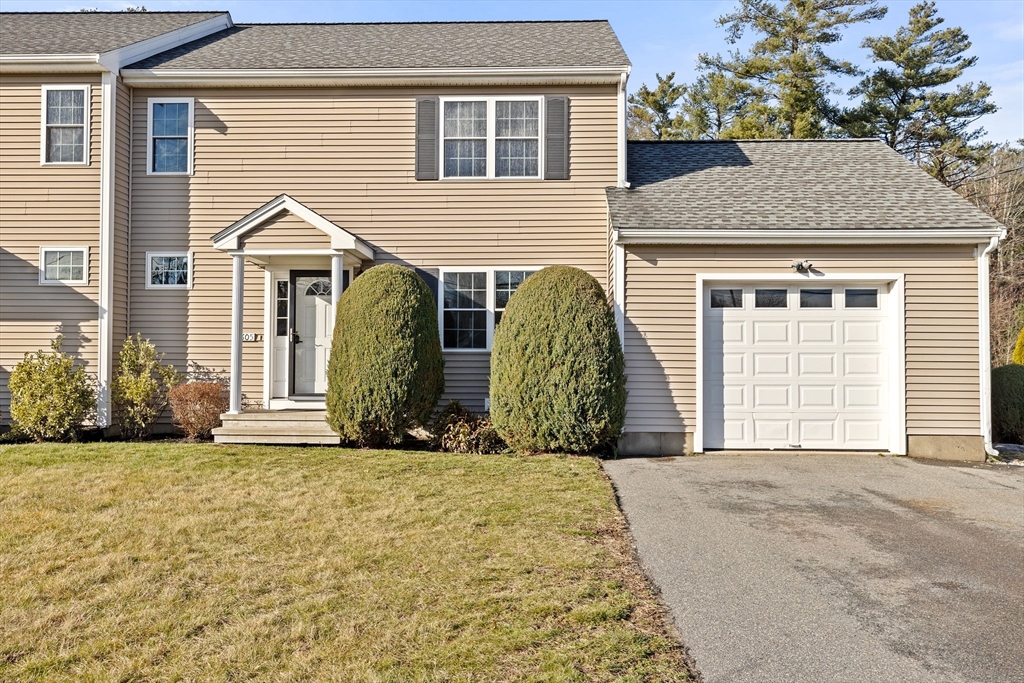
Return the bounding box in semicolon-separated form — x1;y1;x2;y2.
0;443;689;682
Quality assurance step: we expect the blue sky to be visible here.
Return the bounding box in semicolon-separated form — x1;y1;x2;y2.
10;0;1024;143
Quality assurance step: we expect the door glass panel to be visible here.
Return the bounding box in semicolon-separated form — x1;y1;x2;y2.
755;289;787;308
800;289;833;308
710;289;743;308
845;288;878;308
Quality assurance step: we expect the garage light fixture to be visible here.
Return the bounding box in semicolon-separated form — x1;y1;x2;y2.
792;260;813;273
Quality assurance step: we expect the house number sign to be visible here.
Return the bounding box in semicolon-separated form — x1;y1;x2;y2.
242;333;263;342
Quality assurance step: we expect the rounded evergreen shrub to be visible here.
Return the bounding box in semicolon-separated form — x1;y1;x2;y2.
490;266;626;453
326;264;445;446
992;364;1024;444
1012;326;1024;365
8;335;95;442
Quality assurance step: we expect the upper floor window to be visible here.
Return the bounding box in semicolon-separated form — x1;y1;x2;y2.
147;98;194;175
41;85;89;165
39;246;89;285
440;97;543;179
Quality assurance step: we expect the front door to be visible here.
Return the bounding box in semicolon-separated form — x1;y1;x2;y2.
291;271;333;395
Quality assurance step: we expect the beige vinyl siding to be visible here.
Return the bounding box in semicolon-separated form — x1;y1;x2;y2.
622;243;981;439
0;74;102;422
112;77;131;353
241;211;331;250
128;85;617;405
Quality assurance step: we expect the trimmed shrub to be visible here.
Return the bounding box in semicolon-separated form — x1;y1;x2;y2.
326;264;445;447
168;382;229;439
992;364;1024;444
1012;327;1024;365
112;334;183;439
8;335;94;442
490;266;626;453
430;400;507;454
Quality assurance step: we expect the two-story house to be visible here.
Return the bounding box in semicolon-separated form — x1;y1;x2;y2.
0;11;1006;460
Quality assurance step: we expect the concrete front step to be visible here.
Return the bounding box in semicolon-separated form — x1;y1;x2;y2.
214;410;339;445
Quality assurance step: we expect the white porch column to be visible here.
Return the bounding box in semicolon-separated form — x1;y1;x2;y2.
228;254;245;414
331;253;344;309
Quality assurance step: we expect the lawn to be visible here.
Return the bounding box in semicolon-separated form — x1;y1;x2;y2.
0;443;690;682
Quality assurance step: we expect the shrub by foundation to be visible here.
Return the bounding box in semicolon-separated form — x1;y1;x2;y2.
430;401;507;454
168;382;229;439
8;335;94;442
112;334;183;439
992;364;1024;444
326;264;445;447
490;266;626;453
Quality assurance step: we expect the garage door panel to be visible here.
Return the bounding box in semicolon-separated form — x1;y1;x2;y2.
798;320;835;343
704;282;890;451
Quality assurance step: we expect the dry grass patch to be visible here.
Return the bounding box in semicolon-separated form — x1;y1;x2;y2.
0;443;689;682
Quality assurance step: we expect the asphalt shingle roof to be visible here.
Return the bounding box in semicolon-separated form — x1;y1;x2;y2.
606;140;1004;231
0;12;227;55
125;21;630;70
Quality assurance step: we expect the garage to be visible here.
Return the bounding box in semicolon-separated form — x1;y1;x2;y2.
702;281;895;451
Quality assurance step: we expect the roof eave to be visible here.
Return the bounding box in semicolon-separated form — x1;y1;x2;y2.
120;65;631;87
613;228;1006;245
0;54;104;73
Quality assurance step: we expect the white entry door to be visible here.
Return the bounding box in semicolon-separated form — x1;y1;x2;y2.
293;274;333;395
703;283;890;450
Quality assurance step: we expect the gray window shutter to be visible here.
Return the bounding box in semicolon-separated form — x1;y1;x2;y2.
415;97;440;180
544;96;569;180
414;267;440;308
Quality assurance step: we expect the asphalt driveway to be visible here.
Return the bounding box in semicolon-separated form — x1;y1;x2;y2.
604;454;1024;683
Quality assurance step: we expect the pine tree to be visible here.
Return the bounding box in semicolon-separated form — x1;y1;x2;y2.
627;72;686;140
678;70;773;139
699;0;887;138
841;1;997;186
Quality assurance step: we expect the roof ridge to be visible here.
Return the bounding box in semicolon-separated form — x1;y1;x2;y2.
0;10;227;14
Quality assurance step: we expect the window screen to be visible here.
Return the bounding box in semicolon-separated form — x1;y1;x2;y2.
443;101;487;177
44;89;86;163
495;101;539;177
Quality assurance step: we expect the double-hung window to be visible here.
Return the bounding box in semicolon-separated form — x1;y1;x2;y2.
441;268;538;350
41;85;89;165
441;96;543;179
148;98;194;175
147;252;192;289
39;246;88;285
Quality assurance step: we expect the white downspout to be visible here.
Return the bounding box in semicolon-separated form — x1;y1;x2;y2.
978;235;1003;456
616;70;629;188
97;71;116;428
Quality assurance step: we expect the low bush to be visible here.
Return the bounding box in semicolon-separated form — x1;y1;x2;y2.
490;266;626;454
168;382;229;439
992;364;1024;444
8;335;94;442
326;265;445;447
112;334;183;439
430;401;507;454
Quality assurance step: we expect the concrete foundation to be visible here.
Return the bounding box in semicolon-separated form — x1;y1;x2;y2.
907;435;986;462
618;431;693;456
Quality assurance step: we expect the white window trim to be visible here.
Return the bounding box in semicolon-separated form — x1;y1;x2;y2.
38;246;89;285
146;96;195;175
693;273;906;456
438;266;545;352
439;96;544;181
40;84;90;166
146;251;194;290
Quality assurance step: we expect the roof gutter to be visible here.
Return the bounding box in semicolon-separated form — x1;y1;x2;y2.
614;228;1006;245
118;65;632;87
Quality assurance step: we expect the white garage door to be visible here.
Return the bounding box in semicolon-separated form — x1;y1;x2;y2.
703;283;890;450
